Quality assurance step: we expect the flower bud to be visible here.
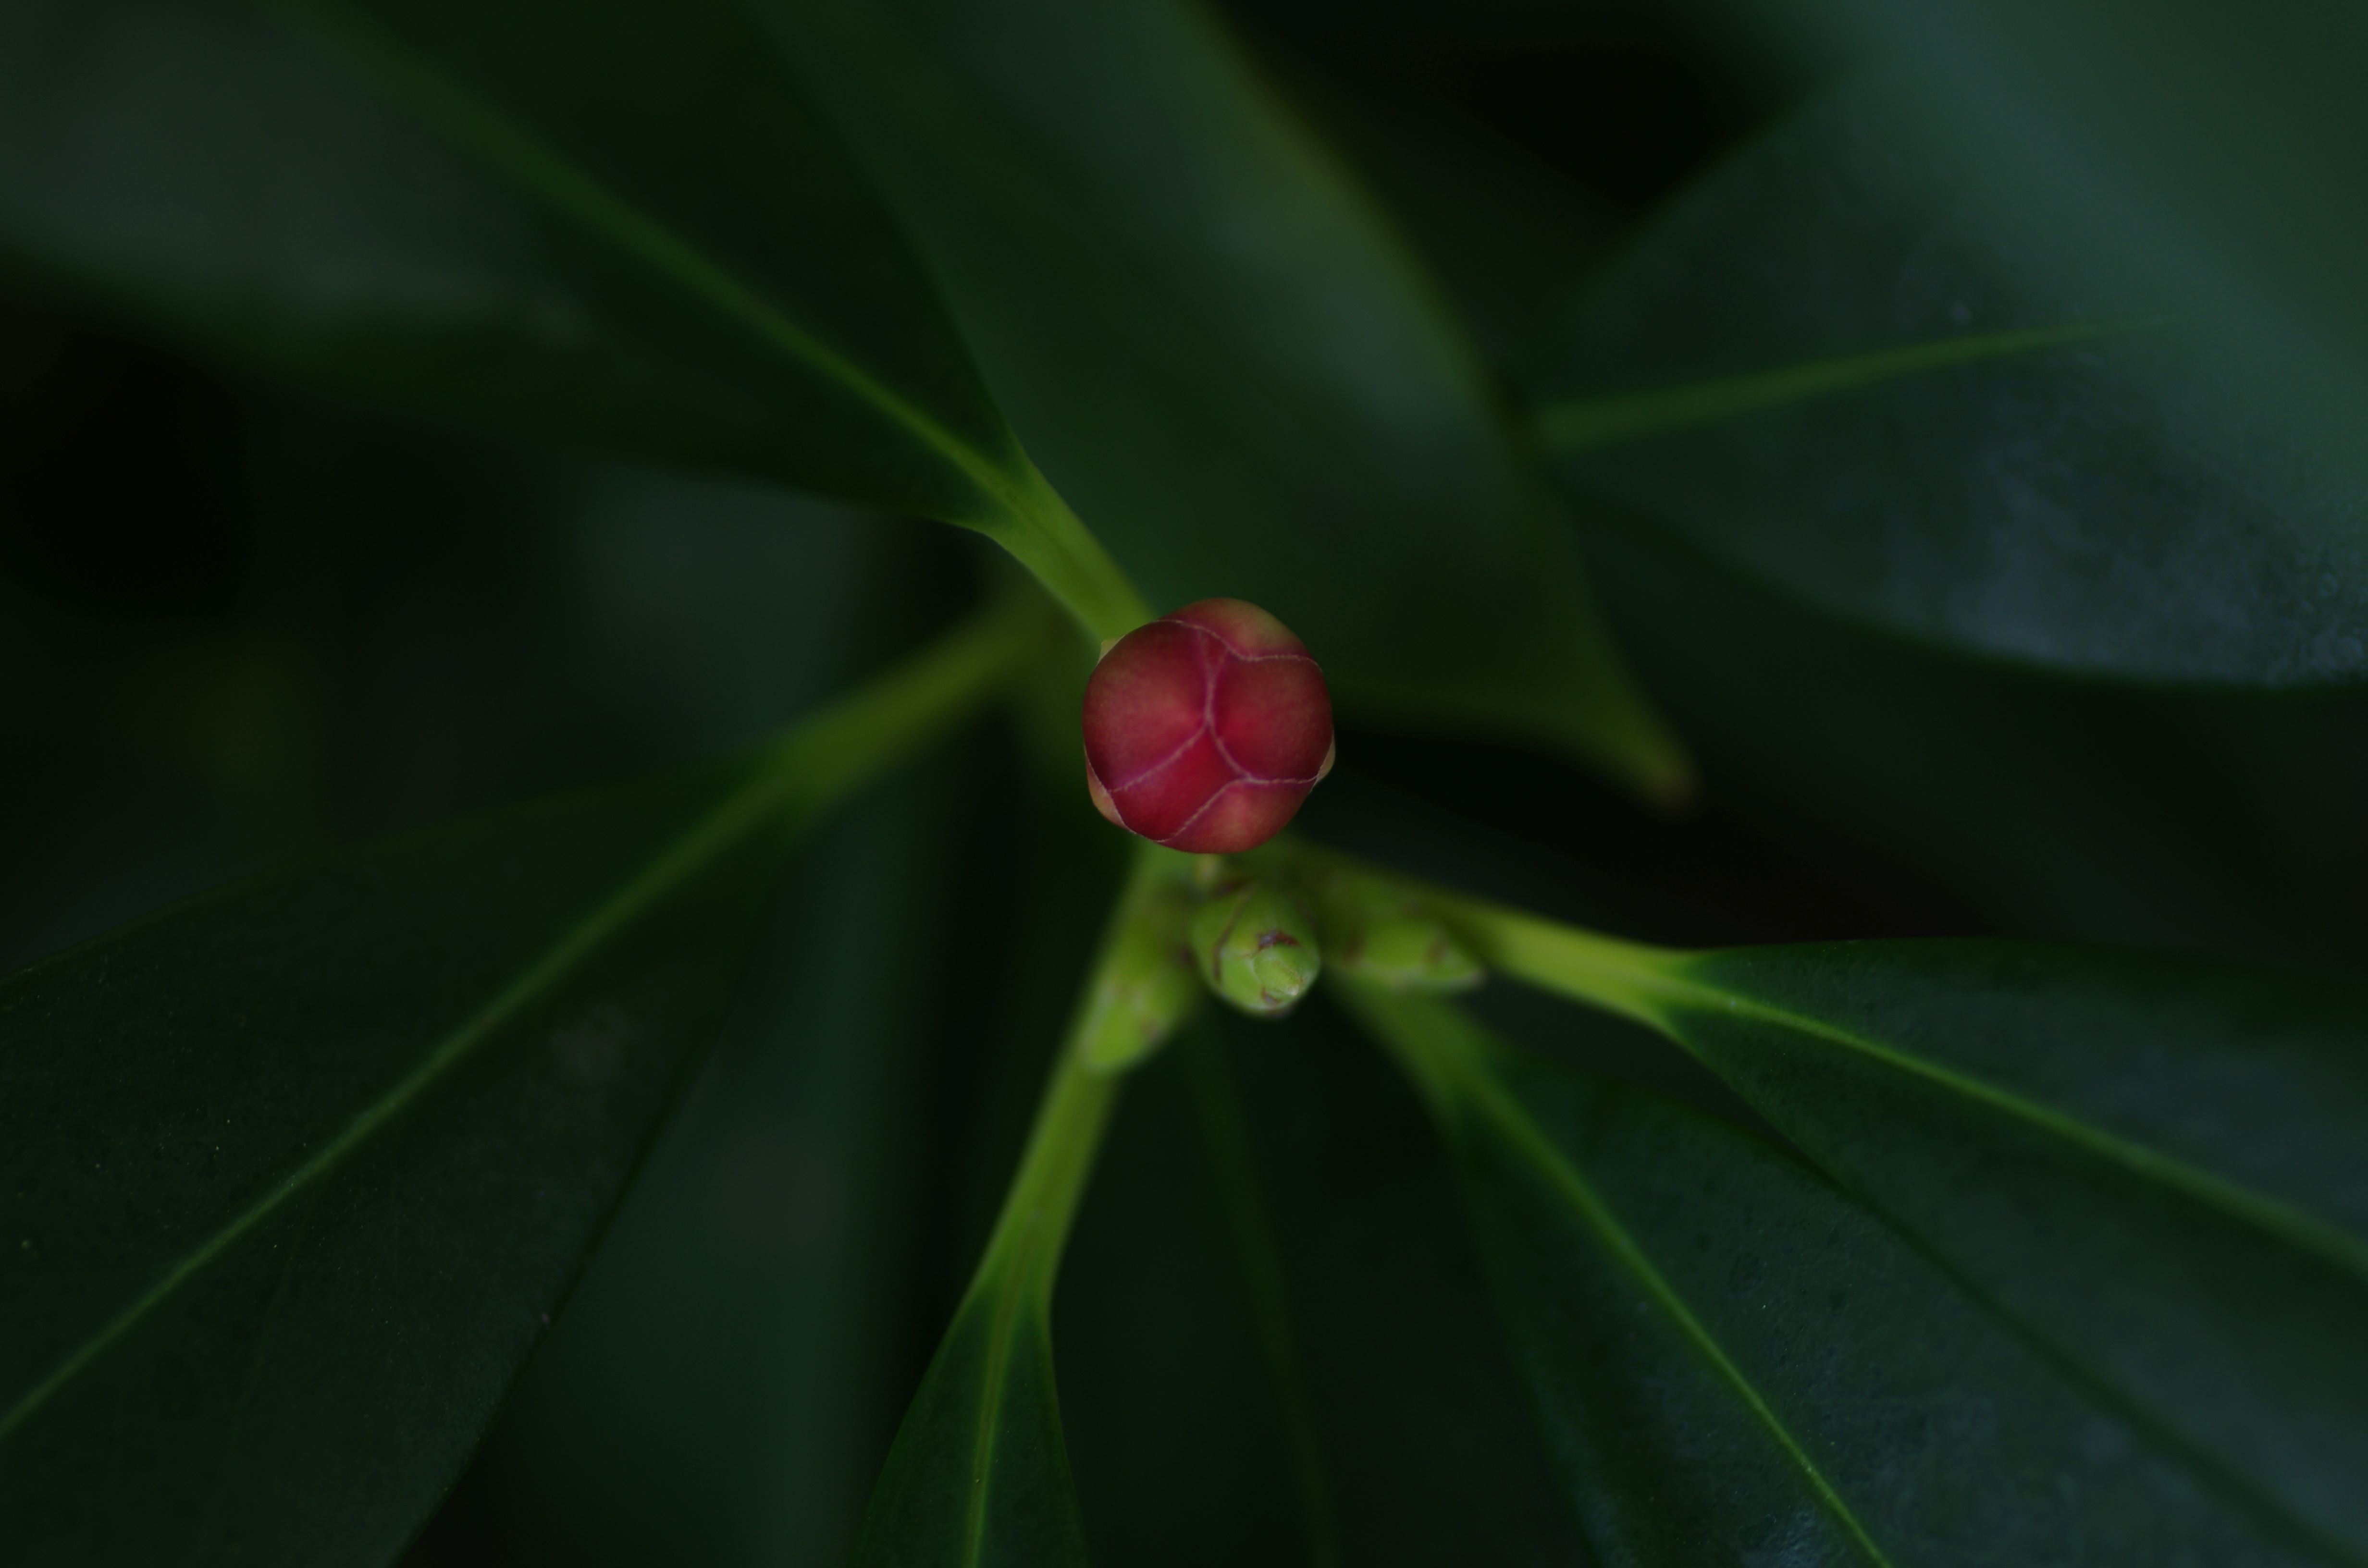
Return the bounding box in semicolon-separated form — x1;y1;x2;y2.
1082;598;1334;855
1313;871;1484;994
1190;881;1321;1018
1076;882;1201;1074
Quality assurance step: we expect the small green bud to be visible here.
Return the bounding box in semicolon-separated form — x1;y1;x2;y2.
1190;881;1321;1018
1313;871;1483;993
1076;882;1201;1074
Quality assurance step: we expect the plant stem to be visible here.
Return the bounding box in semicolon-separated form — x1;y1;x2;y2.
971;841;1186;1304
976;462;1155;647
1251;838;1689;1028
764;586;1057;821
974;1040;1115;1307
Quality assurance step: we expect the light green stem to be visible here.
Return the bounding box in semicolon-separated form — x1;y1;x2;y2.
970;842;1189;1305
971;1042;1117;1309
257;0;1148;652
765;588;1059;817
0;596;1046;1453
973;463;1155;647
1251;838;1688;1029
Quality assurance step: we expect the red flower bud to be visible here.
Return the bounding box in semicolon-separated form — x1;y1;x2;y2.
1082;598;1334;854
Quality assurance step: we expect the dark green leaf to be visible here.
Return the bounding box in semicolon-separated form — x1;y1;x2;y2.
1780;0;2368;499
1288;78;1622;374
1061;1003;1585;1568
758;0;1690;797
0;612;1021;1566
1213;1002;1591;1567
1579;521;2367;962
0;0;1023;523
1528;87;2368;686
851;1276;1089;1568
851;1050;1113;1568
450;772;956;1568
1053;1028;1311;1568
1346;984;2336;1565
0;758;781;1565
1628;941;2368;1559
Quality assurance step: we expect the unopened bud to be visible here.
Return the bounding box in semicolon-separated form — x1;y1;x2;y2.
1076;882;1200;1074
1313;872;1484;994
1190;881;1321;1018
1082;599;1334;855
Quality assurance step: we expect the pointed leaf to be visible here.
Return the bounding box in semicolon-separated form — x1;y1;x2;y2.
851;1056;1110;1568
1212;1004;1593;1565
1347;986;2336;1565
472;775;958;1568
757;0;1689;797
0;612;1025;1566
1527;86;2368;686
853;1278;1091;1568
1594;940;2368;1559
0;0;1025;524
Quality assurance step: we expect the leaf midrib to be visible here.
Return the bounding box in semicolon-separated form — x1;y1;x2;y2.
247;0;1030;523
1652;972;2368;1287
0;755;805;1446
1532;318;2155;453
1452;1056;1898;1568
961;1278;1028;1568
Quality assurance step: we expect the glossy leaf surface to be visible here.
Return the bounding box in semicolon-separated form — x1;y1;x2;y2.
1786;0;2368;497
760;0;1688;797
0;612;1023;1566
1348;985;2333;1565
0;0;1022;524
1528;88;2368;686
1621;941;2368;1558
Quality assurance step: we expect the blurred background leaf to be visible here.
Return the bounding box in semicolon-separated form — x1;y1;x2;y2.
0;745;791;1566
1769;0;2368;501
411;776;959;1568
0;0;1024;521
1525;86;2368;687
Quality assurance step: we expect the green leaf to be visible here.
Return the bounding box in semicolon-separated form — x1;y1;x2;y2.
1576;522;2368;962
851;1054;1108;1568
0;607;1029;1566
1287;77;1622;374
1345;984;2339;1566
1527;86;2368;687
459;773;958;1568
757;0;1690;799
1050;1026;1314;1566
849;850;1205;1568
852;1276;1092;1568
1783;0;2368;501
1212;1002;1594;1566
0;0;996;518
0;0;1144;637
1434;901;2368;1560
